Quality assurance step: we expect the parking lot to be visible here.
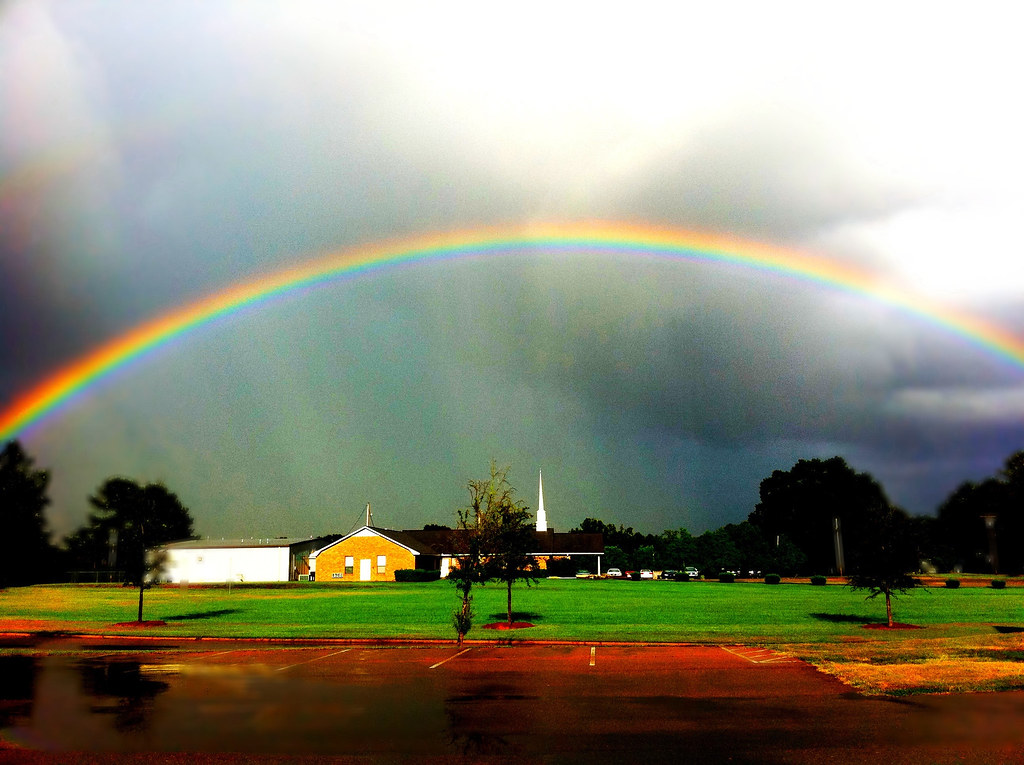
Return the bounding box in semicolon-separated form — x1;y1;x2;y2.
2;637;1024;763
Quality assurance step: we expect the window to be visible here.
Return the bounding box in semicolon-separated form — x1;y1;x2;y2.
377;555;386;574
344;556;354;575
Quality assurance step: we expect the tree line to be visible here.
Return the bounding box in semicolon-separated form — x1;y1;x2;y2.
4;439;1023;596
0;441;194;608
571;452;1024;578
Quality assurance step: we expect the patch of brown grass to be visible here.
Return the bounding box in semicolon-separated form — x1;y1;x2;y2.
787;627;1024;695
817;657;1024;695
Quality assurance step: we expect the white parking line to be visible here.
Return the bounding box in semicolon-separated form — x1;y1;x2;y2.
590;646;596;667
430;647;473;669
720;645;799;664
275;649;350;672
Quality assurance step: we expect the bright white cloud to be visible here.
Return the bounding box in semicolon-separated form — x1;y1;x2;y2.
886;385;1024;422
822;202;1024;301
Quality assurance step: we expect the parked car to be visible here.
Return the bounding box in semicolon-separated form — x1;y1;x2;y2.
575;570;592;579
684;566;700;579
605;568;623;578
639;569;654;579
660;570;679;580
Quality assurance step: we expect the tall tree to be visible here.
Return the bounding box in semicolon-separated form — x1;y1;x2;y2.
847;506;919;627
749;457;891;575
475;462;536;628
936;480;1001;573
0;441;54;587
937;450;1024;574
85;478;194;622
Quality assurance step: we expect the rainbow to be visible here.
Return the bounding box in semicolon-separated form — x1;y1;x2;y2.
2;221;1023;441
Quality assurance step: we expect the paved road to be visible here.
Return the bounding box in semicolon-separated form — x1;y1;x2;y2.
2;638;1023;763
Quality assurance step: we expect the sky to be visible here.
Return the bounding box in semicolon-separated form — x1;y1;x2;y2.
2;1;1023;542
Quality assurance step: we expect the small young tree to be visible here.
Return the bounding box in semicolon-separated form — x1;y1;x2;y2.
476;463;535;628
450;500;489;646
847;506;919;627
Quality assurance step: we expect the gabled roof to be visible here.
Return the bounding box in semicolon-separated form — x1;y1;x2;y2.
310;526;439;559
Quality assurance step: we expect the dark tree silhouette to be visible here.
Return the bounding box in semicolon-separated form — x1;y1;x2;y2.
749;457;891;575
84;478;194;621
847;506;919;627
936;450;1024;574
0;441;54;587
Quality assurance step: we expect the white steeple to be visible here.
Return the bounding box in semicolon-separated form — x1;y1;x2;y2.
536;470;548;532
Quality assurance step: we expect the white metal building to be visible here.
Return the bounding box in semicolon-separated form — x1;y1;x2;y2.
156;537;333;583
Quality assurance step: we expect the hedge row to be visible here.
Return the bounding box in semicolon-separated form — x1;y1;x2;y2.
394;569;441;582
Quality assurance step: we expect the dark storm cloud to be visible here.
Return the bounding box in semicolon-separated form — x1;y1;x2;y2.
3;1;1022;539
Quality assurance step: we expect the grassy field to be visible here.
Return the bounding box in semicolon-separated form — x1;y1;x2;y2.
2;578;1022;694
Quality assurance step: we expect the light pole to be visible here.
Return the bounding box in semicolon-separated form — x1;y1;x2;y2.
982;515;998;574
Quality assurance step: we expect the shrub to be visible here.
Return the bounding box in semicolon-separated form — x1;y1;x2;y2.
394;569;441;582
764;574;781;585
945;578;960;589
992;579;1007;589
718;572;736;583
810;575;827;586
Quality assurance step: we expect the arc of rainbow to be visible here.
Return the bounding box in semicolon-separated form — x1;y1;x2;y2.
2;221;1023;441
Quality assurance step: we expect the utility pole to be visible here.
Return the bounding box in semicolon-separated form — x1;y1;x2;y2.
833;516;845;576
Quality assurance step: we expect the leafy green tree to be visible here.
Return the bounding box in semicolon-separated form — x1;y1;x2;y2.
693;526;742;576
847;506;919;627
767;534;808;577
602;544;628;571
632;544;656;571
657;528;696;571
571;518;655;559
476;463;536;627
0;441;55;587
84;478;194;622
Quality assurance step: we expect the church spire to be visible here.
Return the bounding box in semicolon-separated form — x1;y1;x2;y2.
536;470;548;532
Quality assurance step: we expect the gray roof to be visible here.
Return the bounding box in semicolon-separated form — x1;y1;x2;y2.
159;536;330;550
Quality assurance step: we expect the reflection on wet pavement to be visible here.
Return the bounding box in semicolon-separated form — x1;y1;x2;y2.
0;649;454;757
2;643;1024;762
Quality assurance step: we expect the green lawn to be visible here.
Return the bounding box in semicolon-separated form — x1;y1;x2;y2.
4;579;1023;694
2;578;1020;643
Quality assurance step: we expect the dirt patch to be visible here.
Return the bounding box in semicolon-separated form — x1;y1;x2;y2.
111;620;168;628
862;623;923;630
482;622;535;630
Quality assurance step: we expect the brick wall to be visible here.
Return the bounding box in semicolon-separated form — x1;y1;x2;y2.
315;535;416;582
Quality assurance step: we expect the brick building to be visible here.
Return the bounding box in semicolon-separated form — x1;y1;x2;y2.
309;527;442;582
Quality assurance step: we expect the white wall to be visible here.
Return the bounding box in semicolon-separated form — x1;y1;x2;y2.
162;546;292;583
